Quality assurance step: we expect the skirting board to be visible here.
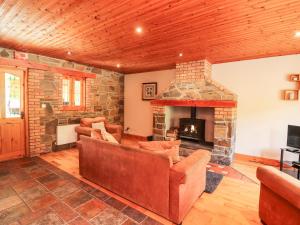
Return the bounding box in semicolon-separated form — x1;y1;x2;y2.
234;153;281;167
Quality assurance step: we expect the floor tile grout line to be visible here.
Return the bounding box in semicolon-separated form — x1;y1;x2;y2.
10;179;39;214
49;201;81;224
37;156;164;224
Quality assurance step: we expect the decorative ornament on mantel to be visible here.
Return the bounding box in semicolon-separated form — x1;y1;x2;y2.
283;74;300;101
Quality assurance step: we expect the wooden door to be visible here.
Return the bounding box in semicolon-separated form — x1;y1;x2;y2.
0;68;25;161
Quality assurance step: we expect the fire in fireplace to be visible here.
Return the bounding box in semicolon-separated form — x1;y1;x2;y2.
179;107;205;143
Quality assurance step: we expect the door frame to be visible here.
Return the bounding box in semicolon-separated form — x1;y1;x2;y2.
0;66;29;159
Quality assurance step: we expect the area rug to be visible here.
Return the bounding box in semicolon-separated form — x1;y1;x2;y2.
205;171;224;193
0;157;162;225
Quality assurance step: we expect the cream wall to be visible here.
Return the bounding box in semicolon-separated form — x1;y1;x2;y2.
124;54;300;160
212;54;300;160
124;70;175;137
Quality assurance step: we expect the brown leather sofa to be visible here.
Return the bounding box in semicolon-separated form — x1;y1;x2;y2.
256;166;300;225
79;135;211;224
75;117;123;142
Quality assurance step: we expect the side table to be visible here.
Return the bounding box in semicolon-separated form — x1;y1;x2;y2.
280;148;300;179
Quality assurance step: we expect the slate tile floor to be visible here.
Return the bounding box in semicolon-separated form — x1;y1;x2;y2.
0;157;163;225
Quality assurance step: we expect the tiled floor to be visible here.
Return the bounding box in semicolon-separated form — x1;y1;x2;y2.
0;157;162;225
40;149;263;225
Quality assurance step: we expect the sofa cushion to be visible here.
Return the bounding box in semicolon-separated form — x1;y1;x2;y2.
138;140;181;163
92;122;106;131
80;117;106;128
138;140;181;150
155;147;180;163
93;122;119;144
91;130;103;140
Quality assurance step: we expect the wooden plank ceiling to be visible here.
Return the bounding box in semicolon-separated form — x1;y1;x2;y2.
0;0;300;73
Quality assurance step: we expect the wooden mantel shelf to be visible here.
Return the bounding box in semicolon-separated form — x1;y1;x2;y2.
150;99;237;108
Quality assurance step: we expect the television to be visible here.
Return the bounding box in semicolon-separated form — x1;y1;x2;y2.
287;125;300;149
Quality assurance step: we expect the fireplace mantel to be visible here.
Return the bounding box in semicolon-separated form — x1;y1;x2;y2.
151;99;237;108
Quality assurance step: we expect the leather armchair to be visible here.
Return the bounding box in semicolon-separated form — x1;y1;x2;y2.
75;117;123;143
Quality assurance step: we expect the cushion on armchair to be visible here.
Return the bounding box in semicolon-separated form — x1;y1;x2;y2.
75;117;123;142
92;122;119;144
91;130;103;140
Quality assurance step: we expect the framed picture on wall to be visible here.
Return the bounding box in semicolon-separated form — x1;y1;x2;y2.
142;82;157;100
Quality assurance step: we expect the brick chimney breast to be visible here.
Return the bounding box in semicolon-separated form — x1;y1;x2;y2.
175;60;212;81
157;59;237;101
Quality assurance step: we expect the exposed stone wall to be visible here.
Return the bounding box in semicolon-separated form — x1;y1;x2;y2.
156;81;237;101
152;106;166;141
213;107;237;165
0;47;124;156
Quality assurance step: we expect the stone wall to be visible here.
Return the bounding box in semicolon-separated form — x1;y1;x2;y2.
213;107;237;165
152;106;166;141
0;47;124;156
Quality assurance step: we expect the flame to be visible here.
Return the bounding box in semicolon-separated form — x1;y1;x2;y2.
191;125;195;132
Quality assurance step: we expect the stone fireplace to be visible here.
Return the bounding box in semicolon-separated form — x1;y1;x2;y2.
151;60;237;165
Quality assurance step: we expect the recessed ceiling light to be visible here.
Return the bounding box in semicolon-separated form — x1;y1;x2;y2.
67;51;71;55
295;31;300;37
117;64;121;68
179;53;183;57
135;26;143;34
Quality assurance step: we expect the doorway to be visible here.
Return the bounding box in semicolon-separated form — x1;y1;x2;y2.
0;68;26;161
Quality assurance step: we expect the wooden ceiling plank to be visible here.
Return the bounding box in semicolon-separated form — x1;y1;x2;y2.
1;0;300;73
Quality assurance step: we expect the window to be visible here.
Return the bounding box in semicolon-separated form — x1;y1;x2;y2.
62;76;85;110
0;72;22;118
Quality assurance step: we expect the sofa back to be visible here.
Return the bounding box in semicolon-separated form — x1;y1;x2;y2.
80;117;107;128
79;136;171;218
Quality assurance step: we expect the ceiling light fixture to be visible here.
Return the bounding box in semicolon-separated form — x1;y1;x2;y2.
117;64;121;68
67;51;71;55
135;26;143;34
179;53;183;57
295;31;300;37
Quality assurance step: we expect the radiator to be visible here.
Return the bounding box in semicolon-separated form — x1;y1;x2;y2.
56;124;79;145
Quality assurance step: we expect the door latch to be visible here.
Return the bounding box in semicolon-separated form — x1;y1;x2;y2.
20;111;25;119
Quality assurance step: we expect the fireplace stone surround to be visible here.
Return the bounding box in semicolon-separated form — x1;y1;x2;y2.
151;60;237;165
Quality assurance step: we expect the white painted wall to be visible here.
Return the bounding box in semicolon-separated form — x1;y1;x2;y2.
124;70;175;137
124;55;300;160
212;54;300;160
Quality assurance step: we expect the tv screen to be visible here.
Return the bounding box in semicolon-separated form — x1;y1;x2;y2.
287;125;300;149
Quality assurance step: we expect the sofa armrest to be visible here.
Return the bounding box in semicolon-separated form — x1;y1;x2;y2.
75;126;94;136
170;150;211;185
169;150;211;224
106;124;123;136
257;166;300;209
